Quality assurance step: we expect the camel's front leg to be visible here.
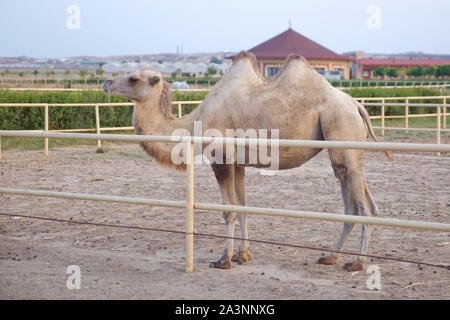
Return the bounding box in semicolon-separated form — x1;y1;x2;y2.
210;164;237;269
231;166;252;265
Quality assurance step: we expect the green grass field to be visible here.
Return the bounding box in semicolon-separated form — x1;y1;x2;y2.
1;130;136;151
370;116;449;137
371;115;449;128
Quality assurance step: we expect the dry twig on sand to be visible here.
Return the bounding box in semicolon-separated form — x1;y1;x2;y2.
401;279;450;290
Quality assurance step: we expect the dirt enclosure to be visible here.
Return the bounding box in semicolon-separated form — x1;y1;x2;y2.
0;136;449;299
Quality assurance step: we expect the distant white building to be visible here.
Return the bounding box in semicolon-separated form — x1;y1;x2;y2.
103;60;231;77
171;81;190;89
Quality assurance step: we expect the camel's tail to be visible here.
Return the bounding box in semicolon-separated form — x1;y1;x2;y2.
357;104;391;161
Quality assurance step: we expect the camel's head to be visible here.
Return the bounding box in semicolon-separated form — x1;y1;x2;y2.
102;69;162;102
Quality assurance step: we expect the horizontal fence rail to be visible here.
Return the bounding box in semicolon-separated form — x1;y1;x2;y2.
0;187;186;208
1;130;450;152
356;95;449;101
1;187;449;233
193;202;450;232
1;131;449;272
1;88;211;92
4;101;446;107
362;102;445;107
2;81;450;91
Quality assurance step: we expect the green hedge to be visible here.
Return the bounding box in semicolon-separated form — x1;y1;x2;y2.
0;89;211;130
343;87;442;98
0;87;444;130
172;91;209;115
343;87;444;116
0;90;130;130
330;79;450;87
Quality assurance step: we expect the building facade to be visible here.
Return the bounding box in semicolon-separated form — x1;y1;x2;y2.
343;51;450;79
358;57;450;79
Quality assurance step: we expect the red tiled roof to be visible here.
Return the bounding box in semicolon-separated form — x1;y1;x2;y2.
359;58;450;67
245;28;351;60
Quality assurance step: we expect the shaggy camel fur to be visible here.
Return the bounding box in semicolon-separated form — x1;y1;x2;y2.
103;52;386;272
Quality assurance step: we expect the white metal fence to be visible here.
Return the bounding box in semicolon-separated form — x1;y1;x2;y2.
0;96;449;157
0;130;449;272
0;101;201;156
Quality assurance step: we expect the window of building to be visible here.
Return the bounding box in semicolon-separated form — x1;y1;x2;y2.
334;68;344;76
330;70;341;75
267;66;281;77
314;68;326;75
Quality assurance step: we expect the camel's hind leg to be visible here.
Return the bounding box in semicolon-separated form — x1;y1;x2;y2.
318;174;355;266
318;148;378;271
231;166;252;265
209;163;237;269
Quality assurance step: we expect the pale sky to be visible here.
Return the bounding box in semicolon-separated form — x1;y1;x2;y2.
1;0;449;58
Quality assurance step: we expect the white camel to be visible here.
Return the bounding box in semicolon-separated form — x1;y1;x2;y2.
103;52;388;271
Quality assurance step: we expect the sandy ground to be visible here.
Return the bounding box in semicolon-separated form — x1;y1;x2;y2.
0;136;449;300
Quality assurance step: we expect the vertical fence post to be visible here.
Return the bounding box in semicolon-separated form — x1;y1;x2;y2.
44;104;49;157
437;106;441;156
178;103;182;119
405;98;409;133
444;98;447;129
185;139;195;272
381;98;385;136
95;105;102;149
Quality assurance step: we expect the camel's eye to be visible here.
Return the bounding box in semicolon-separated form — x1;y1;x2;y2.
129;76;139;83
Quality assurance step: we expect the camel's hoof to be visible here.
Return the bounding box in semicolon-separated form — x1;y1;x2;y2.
231;251;252;265
318;255;338;265
343;261;363;272
209;258;232;269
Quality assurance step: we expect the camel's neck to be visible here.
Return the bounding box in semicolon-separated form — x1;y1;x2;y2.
133;81;195;170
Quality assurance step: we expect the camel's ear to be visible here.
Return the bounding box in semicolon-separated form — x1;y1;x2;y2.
149;76;160;86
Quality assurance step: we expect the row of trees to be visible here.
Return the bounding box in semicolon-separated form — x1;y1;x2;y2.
2;66;221;83
373;65;450;78
1;68;105;78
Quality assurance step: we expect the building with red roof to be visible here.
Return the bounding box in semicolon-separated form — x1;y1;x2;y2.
231;27;352;79
358;57;450;79
343;51;450;79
